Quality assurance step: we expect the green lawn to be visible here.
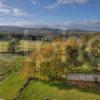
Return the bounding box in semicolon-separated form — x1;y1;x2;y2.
17;80;100;100
0;72;27;100
0;72;100;100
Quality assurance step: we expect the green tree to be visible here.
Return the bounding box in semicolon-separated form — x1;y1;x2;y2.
8;38;20;53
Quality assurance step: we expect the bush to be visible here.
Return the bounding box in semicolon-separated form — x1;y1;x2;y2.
8;38;20;53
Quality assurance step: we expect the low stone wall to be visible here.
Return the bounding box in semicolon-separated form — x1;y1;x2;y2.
67;73;100;82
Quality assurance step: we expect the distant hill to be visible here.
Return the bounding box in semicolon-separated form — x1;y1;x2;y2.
0;26;62;40
0;26;62;35
0;26;97;40
0;26;93;34
66;29;90;32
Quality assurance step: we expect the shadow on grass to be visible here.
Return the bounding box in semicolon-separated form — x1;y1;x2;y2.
0;51;32;56
35;79;100;96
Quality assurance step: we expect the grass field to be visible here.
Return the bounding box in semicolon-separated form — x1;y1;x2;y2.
16;80;100;100
0;40;49;52
0;72;100;100
0;72;27;100
0;53;24;81
0;41;8;52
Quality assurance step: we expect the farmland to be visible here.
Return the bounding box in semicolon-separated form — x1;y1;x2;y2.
0;40;48;52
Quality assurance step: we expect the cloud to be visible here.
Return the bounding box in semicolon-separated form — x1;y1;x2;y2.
0;0;27;16
16;20;100;31
0;0;10;14
31;0;40;6
0;15;99;28
32;1;36;5
0;0;10;9
51;20;100;31
0;8;10;15
0;0;6;8
0;19;100;31
13;8;27;16
58;0;88;4
47;0;89;9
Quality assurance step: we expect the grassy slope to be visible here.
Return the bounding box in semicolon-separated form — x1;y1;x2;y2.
17;80;100;100
0;54;24;81
0;72;27;100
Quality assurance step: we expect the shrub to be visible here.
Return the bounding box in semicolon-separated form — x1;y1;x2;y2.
8;38;20;53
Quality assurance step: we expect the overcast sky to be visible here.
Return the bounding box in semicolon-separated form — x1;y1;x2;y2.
0;0;100;31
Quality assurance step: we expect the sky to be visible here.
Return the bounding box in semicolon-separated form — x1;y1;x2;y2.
0;0;100;31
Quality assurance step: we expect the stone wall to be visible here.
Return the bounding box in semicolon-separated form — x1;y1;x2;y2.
67;73;100;82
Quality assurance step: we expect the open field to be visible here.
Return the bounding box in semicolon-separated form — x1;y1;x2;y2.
17;80;100;100
0;72;27;100
0;53;23;81
0;40;49;52
0;73;100;100
0;41;8;52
